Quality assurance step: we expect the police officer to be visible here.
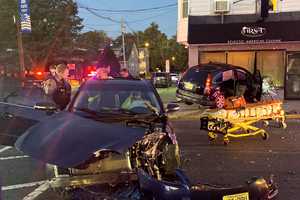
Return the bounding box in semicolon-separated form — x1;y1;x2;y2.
120;68;133;79
43;64;71;110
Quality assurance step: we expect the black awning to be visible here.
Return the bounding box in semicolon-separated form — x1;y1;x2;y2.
188;12;300;45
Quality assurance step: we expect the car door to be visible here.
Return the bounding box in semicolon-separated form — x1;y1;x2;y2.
235;68;262;102
219;69;236;97
235;69;248;97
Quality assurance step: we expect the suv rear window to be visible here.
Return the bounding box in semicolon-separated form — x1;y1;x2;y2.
182;67;210;85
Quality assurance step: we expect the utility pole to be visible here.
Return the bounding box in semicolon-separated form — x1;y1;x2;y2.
13;15;25;78
121;18;127;69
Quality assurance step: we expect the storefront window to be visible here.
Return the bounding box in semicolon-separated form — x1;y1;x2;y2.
257;51;284;87
182;0;188;18
286;53;300;99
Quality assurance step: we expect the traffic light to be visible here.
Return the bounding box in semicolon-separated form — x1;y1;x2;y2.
261;0;276;18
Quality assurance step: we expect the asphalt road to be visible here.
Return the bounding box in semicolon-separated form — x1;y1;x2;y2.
0;118;300;199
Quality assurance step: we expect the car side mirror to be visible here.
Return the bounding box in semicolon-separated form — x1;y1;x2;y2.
166;103;180;113
34;102;57;113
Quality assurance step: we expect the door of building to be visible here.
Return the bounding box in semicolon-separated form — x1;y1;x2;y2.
286;52;300;99
257;51;285;87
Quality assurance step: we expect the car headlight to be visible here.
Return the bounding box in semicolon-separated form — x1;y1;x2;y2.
164;185;179;192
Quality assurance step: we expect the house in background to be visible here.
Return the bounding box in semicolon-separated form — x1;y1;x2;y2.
177;0;300;99
114;43;149;77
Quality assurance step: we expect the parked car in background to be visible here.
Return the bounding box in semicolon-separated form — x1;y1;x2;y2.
170;73;180;85
176;63;262;108
151;72;172;88
21;70;45;89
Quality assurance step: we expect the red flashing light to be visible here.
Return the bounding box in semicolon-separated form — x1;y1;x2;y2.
87;71;97;77
36;71;43;76
204;73;212;95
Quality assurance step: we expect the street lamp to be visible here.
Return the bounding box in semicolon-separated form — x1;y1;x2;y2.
171;56;176;61
145;42;150;48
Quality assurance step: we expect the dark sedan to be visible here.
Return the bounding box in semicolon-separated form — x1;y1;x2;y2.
176;63;262;108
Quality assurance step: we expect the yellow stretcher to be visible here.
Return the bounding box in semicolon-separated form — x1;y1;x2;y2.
200;100;287;145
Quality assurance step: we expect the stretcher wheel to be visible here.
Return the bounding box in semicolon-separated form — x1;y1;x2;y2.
223;138;230;145
262;132;269;140
281;122;287;129
208;132;217;142
263;121;269;127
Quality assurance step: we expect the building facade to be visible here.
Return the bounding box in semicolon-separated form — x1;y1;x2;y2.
177;0;300;99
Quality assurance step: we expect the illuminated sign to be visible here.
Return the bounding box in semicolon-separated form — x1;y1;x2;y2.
241;26;267;38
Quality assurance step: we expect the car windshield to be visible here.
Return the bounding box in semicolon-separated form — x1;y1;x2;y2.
72;81;162;115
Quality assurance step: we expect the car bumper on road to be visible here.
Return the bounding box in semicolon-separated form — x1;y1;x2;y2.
49;172;138;189
176;89;215;107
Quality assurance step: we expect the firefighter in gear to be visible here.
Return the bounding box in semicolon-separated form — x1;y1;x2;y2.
43;64;71;110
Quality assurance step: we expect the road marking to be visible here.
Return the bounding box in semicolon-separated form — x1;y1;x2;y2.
2;181;46;191
0;146;12;153
0;155;29;160
23;181;50;200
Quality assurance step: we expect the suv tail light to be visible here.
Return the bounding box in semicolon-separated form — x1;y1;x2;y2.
204;73;212;95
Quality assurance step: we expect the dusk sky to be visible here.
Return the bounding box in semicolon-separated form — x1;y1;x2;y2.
76;0;178;38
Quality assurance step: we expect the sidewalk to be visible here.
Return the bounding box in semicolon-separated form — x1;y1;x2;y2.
277;89;300;114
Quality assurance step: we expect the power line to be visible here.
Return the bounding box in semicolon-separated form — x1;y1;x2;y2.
126;9;175;24
82;7;121;23
84;25;120;33
85;23;116;27
78;3;177;13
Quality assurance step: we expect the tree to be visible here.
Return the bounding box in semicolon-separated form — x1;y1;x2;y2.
76;31;111;63
98;46;121;76
0;0;83;70
165;36;188;72
0;1;19;71
137;23;169;71
77;31;110;51
113;32;137;50
113;23;187;72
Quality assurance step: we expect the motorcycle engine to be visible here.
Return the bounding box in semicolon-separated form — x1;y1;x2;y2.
67;131;179;181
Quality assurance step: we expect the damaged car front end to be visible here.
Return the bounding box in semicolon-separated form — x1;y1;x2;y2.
13;79;277;199
15;79;181;198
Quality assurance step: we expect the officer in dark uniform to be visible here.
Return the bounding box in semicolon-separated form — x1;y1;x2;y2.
43;64;71;110
120;68;134;79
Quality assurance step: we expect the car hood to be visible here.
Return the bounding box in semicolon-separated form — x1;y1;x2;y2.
15;111;145;168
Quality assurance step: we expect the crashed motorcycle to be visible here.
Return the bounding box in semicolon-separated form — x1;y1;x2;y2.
3;79;278;199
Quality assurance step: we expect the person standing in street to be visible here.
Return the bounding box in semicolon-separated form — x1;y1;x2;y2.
43;64;71;110
120;68;133;79
94;65;113;80
47;64;57;79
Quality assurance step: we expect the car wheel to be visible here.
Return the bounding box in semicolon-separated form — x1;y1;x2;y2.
215;93;225;108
